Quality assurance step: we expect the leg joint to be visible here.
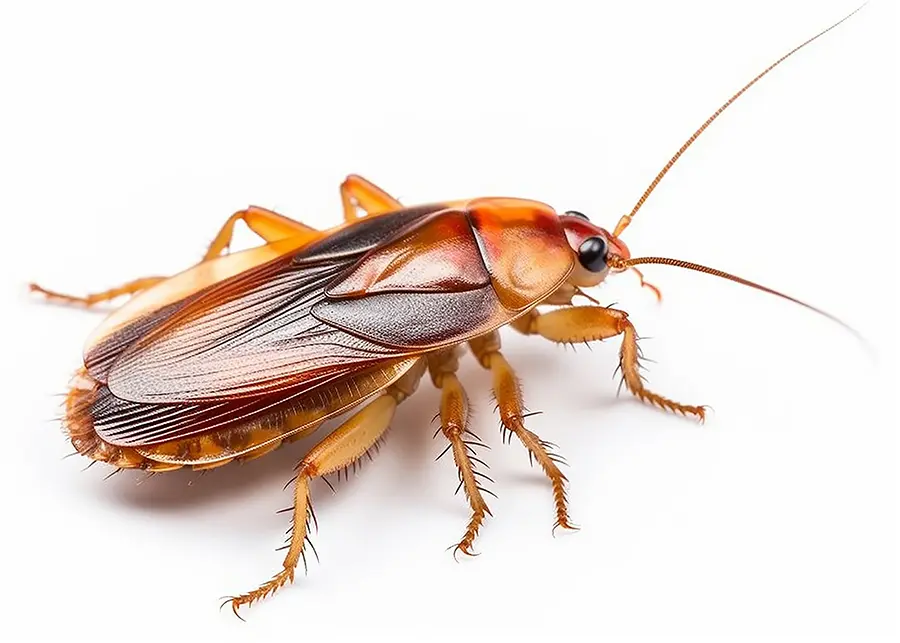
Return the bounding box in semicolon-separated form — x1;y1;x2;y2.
469;332;502;368
296;460;317;478
427;349;461;388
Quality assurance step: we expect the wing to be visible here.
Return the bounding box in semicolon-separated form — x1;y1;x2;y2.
104;205;516;404
107;253;400;402
85;234;320;381
79;358;417;448
84;204;441;382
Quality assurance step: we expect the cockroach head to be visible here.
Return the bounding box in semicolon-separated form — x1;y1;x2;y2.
559;210;630;287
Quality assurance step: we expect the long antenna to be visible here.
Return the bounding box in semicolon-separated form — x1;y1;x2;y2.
609;254;864;343
613;4;867;238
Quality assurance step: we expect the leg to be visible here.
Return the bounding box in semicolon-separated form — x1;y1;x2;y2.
225;360;426;616
469;332;576;532
203;205;318;260
29;277;167;307
31;206;318;307
34;176;394;307
34;176;390;307
428;349;492;557
511;306;706;420
340;174;402;222
210;176;402;250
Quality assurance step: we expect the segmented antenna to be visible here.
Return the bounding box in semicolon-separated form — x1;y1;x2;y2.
608;254;867;347
613;4;867;238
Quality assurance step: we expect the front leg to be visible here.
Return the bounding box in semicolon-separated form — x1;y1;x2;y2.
511;306;706;420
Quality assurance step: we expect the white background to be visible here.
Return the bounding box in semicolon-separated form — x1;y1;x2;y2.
1;1;897;641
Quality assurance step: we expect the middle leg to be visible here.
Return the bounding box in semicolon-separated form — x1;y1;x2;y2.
428;349;493;557
203;205;319;260
340;174;403;222
469;332;576;532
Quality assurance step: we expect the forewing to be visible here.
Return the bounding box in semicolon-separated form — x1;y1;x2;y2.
325;209;489;296
102;205;551;405
81;359;417;448
85;235;318;381
104;206;473;403
106;252;399;402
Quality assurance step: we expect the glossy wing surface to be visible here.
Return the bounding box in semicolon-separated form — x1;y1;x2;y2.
85;235;318;381
106;253;398;402
104;206;506;403
80;358;416;447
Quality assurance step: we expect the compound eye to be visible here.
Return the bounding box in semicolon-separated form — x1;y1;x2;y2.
577;236;608;272
565;210;590;221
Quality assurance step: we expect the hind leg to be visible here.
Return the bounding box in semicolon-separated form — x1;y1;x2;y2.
30;206;319;307
225;360;426;616
33;175;400;307
29;277;168;306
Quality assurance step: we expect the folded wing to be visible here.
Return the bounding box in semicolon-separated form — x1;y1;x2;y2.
103;207;513;404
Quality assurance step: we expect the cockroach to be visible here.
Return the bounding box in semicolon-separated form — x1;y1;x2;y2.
32;9;864;617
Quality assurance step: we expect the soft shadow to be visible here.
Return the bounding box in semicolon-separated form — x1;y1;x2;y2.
98;433;324;513
90;339;635;518
94;379;460;516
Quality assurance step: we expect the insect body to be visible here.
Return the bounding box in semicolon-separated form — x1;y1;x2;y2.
32;10;862;616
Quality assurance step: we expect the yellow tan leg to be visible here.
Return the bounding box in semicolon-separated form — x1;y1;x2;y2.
29;277;167;307
469;332;576;532
512;306;706;420
225;360;426;617
340;174;402;222
203;205;318;260
31;206;318;307
33;176;390;306
428;349;492;557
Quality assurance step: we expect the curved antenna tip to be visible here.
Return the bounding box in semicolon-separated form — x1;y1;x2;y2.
615;3;869;238
612;255;875;359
